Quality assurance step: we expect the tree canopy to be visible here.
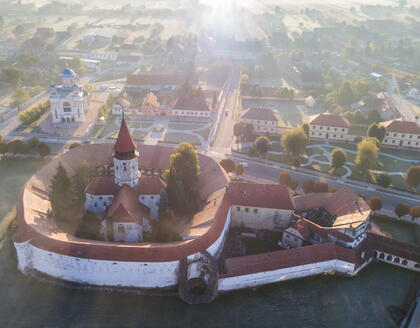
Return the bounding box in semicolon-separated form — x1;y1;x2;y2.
166;143;200;214
330;148;347;172
367;123;386;142
219;158;236;173
355;138;379;179
281;128;308;165
49;162;78;231
254;136;271;157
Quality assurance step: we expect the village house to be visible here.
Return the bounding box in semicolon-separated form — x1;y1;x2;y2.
140;92;161;116
241;107;281;135
170;89;211;120
308;113;351;141
380;119;420;149
50;68;89;124
112;93;131;116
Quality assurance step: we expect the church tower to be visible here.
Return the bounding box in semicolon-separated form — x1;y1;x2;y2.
113;115;140;187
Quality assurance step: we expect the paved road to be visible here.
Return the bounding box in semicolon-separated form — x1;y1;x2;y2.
210;64;241;154
387;75;418;122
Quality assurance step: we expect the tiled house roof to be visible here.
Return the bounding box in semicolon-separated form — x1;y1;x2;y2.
309;113;349;128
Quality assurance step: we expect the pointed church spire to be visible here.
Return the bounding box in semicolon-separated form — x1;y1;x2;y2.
114;114;137;154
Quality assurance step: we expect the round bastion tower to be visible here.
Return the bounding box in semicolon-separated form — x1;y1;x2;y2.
113;115;140;187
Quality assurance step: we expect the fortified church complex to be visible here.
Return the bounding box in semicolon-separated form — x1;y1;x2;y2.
13;119;420;303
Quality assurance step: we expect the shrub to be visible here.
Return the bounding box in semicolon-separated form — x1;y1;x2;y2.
18;100;49;126
376;172;391;187
395;203;411;217
368;196;382;211
410;206;420;219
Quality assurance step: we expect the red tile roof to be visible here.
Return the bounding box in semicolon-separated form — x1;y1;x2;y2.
138;176;166;195
380;119;420;135
309;113;349;128
241;107;278;122
106;185;149;223
141;92;159;108
126;74;184;86
114;116;137;154
227;182;295;210
223;242;356;277
172;92;210;112
294;187;370;228
85;177;118;195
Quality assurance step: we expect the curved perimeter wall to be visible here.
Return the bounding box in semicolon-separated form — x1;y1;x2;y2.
14;144;231;289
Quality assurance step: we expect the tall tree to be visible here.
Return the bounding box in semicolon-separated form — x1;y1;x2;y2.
336;81;355;107
49;163;78;230
254;136;271;158
302;179;315;193
73;161;95;204
234;163;244;177
166;143;200;214
330;148;347;173
355;138;379;180
281;128;308;165
367;123;386;142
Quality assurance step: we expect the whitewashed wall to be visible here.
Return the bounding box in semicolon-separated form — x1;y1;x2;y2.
139;195;160;220
14;207;232;289
218;260;355;292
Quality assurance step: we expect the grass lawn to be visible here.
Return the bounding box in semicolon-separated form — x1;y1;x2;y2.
381;147;420;160
128;121;154;129
195;127;211;140
164;132;201;145
329;142;357;152
0;158;48;221
99;120;119;138
372;215;416;244
378;155;413;173
168;123;206;130
306;147;324;156
88;124;103;138
132;130;147;141
305;162;331;173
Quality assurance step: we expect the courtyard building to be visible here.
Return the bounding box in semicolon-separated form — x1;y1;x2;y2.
308;113;351;141
380;119;420;149
240;107;281;135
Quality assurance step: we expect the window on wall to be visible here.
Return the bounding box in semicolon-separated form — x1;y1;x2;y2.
236;207;240;211
253;208;258;214
245;208;249;212
63;102;72;113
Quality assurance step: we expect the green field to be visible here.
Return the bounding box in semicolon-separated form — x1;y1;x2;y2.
372;216;417;244
0;158;48;220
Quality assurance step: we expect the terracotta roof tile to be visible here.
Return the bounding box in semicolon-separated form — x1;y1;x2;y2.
106;185;149;223
126;74;184;86
223;243;355;277
241;107;278;121
380;119;420;135
141;92;160;108
138;176;166;195
227;182;295;210
85;177;118;195
309;113;349;128
294;187;370;228
114;116;137;153
172;92;210;112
